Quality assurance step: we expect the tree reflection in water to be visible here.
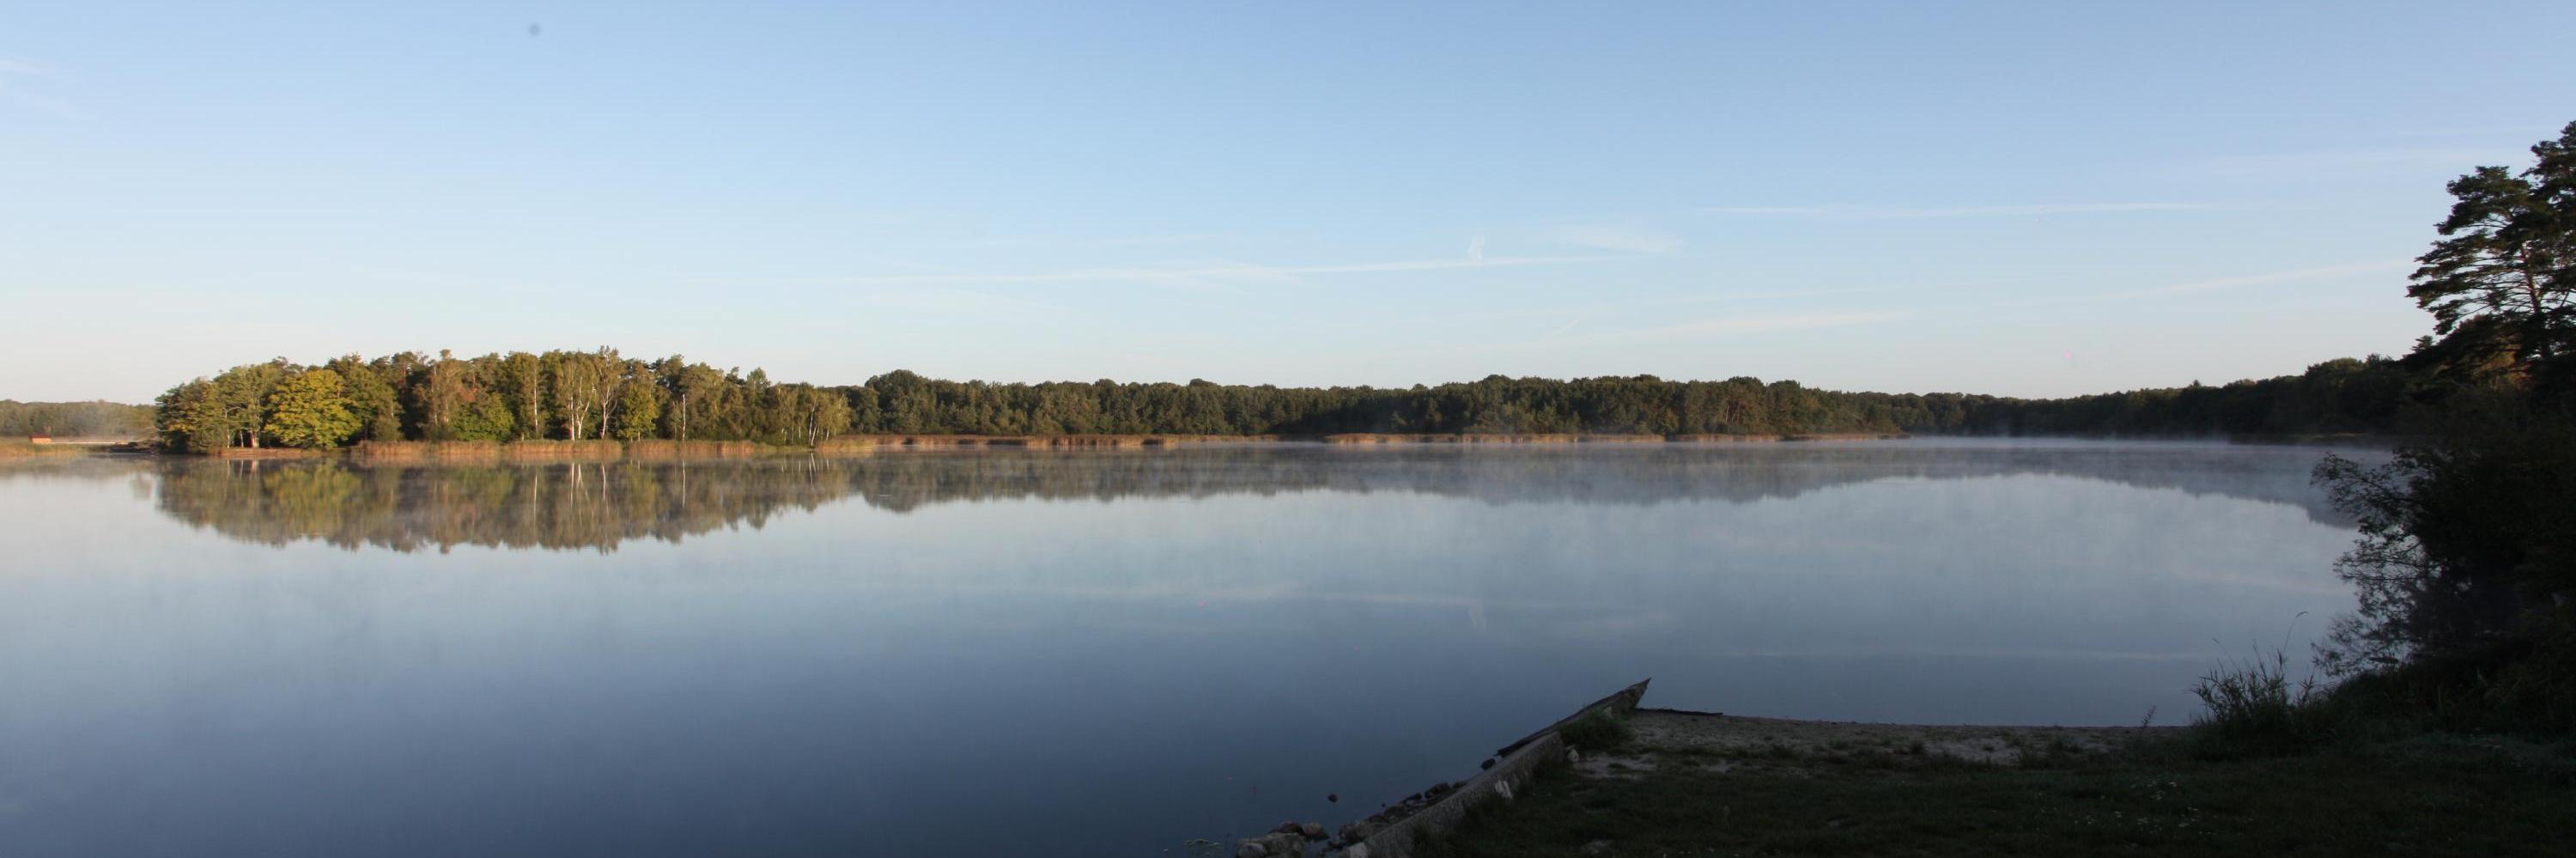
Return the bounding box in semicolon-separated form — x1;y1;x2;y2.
70;441;2379;554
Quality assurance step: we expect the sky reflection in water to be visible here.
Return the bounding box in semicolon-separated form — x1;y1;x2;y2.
0;440;2373;856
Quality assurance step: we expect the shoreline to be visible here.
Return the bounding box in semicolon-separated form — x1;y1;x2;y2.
20;429;2439;466
5;430;2426;463
1281;682;2184;858
1385;691;2574;857
52;431;1923;461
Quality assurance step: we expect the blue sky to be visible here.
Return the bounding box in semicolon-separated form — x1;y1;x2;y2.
4;2;2572;402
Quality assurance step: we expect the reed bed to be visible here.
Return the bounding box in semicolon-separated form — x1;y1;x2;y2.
430;441;501;461
0;441;88;459
210;446;325;459
352;440;431;459
499;440;624;461
854;434;1220;449
624;439;767;459
1666;432;1910;442
812;436;878;455
1319;433;1662;444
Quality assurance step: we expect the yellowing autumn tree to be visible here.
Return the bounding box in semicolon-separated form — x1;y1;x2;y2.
263;368;361;449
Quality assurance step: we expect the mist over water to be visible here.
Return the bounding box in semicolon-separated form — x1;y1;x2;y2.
0;440;2374;856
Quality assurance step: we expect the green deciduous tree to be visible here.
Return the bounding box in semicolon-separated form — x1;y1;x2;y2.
325;355;404;442
154;379;222;453
496;351;546;441
263;368;361;449
611;379;664;441
452;394;517;441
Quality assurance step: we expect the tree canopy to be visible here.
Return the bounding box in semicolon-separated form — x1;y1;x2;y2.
262;368;361;449
0;400;154;439
149;348;2432;454
2409;120;2576;382
2311;120;2576;729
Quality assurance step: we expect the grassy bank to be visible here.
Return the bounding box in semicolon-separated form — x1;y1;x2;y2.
1317;432;1907;444
852;433;1236;448
0;441;89;459
343;439;805;460
1416;709;2576;857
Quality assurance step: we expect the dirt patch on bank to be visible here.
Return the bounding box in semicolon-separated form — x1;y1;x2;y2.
1570;709;2178;780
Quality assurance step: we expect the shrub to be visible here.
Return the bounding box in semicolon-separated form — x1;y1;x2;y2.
1557;710;1634;752
2189;648;2341;758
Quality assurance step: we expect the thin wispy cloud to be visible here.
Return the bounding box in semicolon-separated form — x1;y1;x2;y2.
2184;148;2515;178
1701;203;2208;220
1333;285;1894;338
1546;222;1686;253
2387;124;2563;139
0;56;59;78
1666;285;1905;305
857;288;1070;315
2116;259;2413;298
1498;308;1908;358
957;232;1230;250
0;53;77;118
810;252;1634;288
1358;308;1907;366
1637;311;1906;338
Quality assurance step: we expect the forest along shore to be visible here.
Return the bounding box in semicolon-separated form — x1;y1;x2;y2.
134;350;2419;459
20;432;1930;462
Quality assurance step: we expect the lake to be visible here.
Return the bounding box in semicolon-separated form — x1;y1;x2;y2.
0;440;2374;856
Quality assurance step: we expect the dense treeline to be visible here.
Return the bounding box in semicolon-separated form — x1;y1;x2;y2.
857;362;2430;438
860;371;1912;436
0;400;155;439
153;350;856;453
1929;356;2419;437
149;352;2431;453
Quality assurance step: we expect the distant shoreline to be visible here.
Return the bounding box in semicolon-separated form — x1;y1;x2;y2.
8;430;2419;463
118;432;1916;460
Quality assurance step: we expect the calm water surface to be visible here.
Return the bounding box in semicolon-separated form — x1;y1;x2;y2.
0;440;2373;856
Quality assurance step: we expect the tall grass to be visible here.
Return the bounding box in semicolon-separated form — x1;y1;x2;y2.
1556;709;1634;752
0;441;87;459
2189;648;2338;758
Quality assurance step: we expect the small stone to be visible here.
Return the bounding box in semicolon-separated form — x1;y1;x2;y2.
1300;822;1327;840
1566;748;1583;764
1275;822;1303;835
1256;831;1305;857
1480;758;1497;770
1236;840;1268;858
1338;820;1376;843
